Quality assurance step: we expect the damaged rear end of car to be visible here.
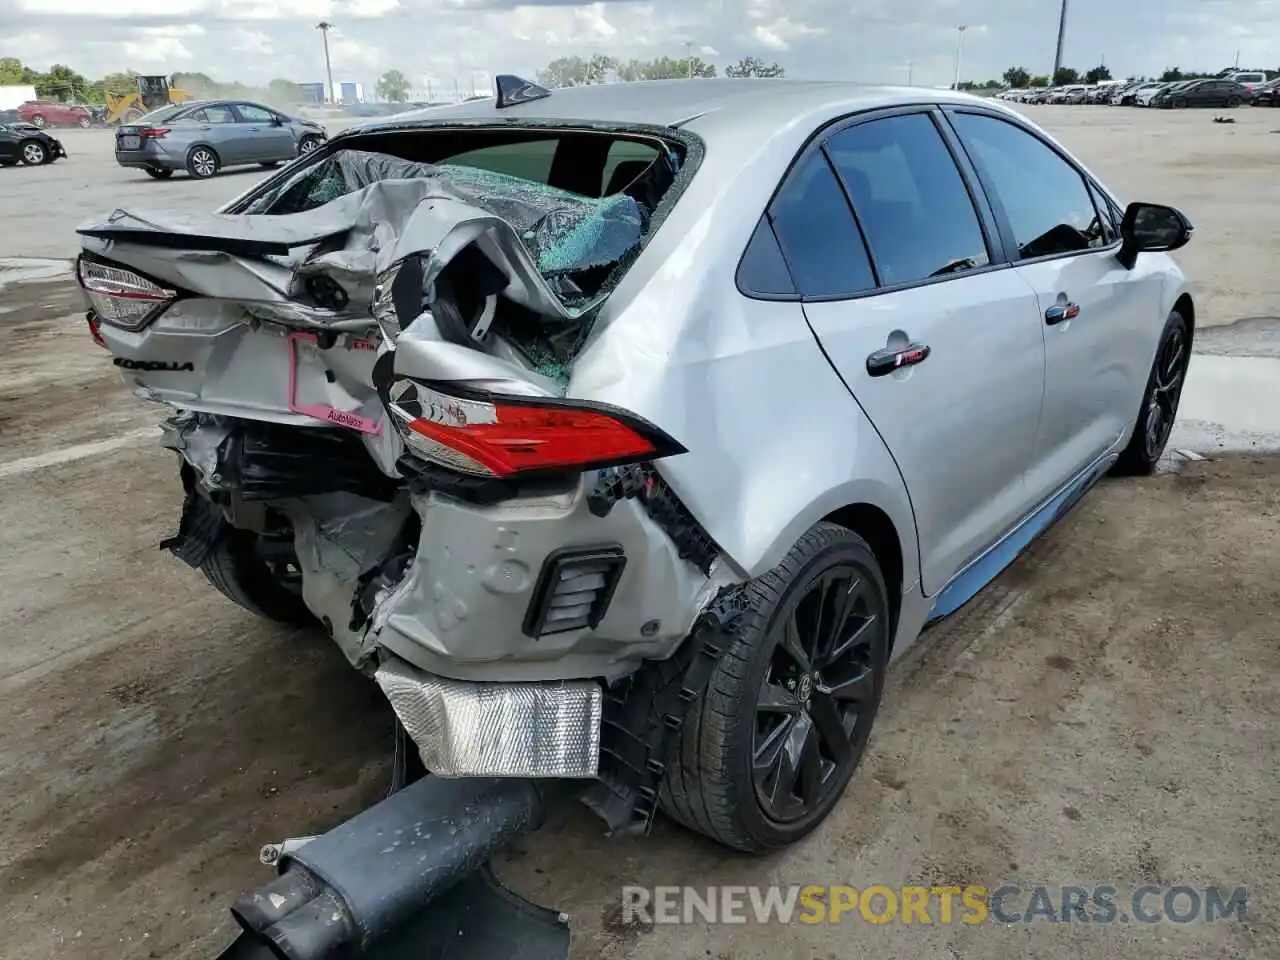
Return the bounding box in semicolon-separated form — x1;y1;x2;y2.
76;115;742;824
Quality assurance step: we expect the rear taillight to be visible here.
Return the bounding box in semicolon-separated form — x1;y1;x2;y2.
85;311;108;348
76;258;175;331
140;127;169;139
384;380;685;478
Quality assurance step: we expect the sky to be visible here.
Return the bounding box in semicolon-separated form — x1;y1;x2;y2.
0;0;1275;96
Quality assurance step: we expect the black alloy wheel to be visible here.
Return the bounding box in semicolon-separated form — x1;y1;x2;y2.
661;522;890;852
1143;322;1188;462
253;534;306;597
1113;309;1191;476
753;565;882;824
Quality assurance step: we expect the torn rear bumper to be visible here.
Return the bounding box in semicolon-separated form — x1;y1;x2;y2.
375;655;603;778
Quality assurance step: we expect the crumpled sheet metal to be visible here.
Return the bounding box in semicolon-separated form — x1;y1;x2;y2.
374;656;602;778
77;155;643;325
247;149;642;277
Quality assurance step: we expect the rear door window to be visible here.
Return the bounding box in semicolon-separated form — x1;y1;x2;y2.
826;113;990;286
186;105;235;123
443;139;559;182
767;150;876;298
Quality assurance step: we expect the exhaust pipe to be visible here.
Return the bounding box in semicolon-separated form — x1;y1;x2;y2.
222;775;569;960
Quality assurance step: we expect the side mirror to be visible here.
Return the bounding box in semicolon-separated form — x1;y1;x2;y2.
1117;202;1193;269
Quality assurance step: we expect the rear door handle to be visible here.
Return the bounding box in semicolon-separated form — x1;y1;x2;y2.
1045;301;1080;325
866;342;931;377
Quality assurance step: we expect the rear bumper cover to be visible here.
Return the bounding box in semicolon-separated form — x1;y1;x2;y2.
375;655;603;778
116;143;180;170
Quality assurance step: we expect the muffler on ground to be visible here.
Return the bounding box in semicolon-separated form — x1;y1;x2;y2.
218;775;570;960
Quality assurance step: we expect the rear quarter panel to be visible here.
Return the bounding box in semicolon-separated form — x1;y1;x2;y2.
567;97;920;587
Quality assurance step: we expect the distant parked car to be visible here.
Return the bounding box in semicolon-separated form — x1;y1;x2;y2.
18;100;95;129
1226;71;1268;94
1153;79;1247;108
0;122;67;166
1249;78;1280;106
113;99;327;179
1084;84;1121;103
1136;82;1179;106
1116;81;1162;105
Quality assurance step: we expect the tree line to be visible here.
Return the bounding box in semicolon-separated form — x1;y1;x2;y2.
369;56;787;104
3;52;787;109
535;55;784;89
0;57;304;106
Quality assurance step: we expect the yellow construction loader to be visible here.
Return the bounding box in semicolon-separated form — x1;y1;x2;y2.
105;75;195;125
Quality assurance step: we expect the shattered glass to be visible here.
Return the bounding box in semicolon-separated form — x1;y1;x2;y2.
246;149;644;279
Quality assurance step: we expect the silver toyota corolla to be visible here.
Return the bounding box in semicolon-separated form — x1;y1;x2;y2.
113;98;327;180
76;77;1193;853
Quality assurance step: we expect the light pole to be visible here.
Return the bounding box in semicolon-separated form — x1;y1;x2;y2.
1052;0;1069;81
953;25;967;90
316;22;335;103
906;59;914;86
685;41;693;78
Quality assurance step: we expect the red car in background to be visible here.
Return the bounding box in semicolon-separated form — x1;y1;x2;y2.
18;100;94;129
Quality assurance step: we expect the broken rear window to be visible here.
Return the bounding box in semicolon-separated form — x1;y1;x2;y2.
219;127;690;376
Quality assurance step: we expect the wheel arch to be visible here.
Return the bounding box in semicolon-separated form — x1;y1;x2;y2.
1172;291;1195;347
187;141;221;160
822;501;905;649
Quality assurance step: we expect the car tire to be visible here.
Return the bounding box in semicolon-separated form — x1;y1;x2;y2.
19;140;47;165
78;115;91;128
1227;96;1242;107
29;114;45;128
201;526;318;628
145;167;173;179
298;135;322;156
660;521;890;853
1172;97;1186;108
186;146;221;179
1112;309;1191;477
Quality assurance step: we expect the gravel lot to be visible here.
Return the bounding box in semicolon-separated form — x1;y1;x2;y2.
0;104;1277;960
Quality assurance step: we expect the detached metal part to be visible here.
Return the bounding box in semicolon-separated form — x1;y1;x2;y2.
222;775;569;960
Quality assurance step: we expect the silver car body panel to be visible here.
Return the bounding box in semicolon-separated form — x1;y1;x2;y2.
80;79;1190;718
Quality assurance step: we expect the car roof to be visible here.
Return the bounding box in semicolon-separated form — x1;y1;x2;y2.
351;78;1005;136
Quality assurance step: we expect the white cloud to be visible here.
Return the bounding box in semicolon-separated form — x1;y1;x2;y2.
231;29;273;54
750;17;823;52
121;37;194;62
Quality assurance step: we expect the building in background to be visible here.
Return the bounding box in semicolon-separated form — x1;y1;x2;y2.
296;81;326;105
297;80;366;104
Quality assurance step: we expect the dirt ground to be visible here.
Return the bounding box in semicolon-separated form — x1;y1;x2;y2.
1;103;1279;960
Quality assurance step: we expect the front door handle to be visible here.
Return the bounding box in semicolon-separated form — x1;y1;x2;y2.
866;342;931;377
1045;300;1081;325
